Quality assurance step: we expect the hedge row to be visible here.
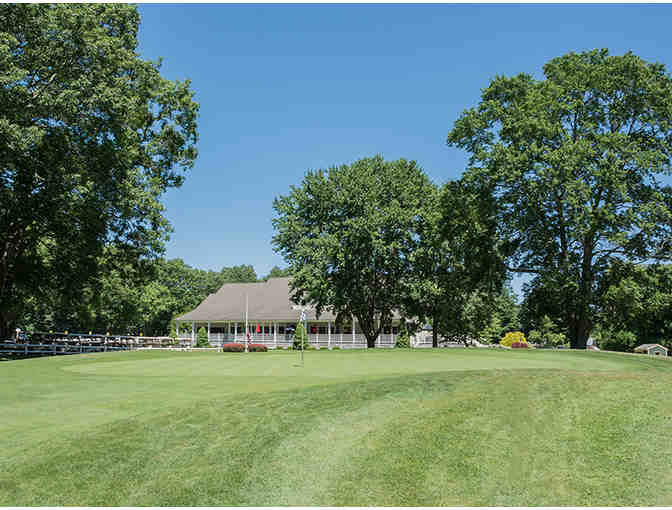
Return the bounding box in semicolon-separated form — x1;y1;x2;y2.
222;342;245;352
221;342;270;352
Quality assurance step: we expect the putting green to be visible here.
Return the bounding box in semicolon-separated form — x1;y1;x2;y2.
2;349;672;506
62;348;646;378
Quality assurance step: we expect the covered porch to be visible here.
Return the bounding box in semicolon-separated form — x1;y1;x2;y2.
175;319;401;349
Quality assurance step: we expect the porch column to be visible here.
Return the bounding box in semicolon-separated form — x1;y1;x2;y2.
352;315;355;344
207;321;211;342
328;321;331;348
191;321;195;345
234;322;237;339
274;322;277;347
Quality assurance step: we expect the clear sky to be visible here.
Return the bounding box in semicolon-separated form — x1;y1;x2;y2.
137;3;672;295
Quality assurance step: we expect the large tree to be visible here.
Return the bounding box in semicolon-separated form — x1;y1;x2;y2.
447;49;672;348
272;155;434;348
402;179;507;347
0;5;199;337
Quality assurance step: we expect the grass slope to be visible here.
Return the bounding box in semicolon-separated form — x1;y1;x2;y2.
1;349;671;506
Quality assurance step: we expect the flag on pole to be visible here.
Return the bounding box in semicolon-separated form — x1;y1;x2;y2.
256;323;261;333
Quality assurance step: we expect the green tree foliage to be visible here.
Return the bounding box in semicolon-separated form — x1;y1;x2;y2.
478;285;520;344
447;49;672;349
0;4;199;337
220;265;258;284
196;326;209;347
273;155;434;348
591;326;638;352
479;316;502;345
394;323;411;348
293;322;308;350
401;180;507;347
263;266;293;280
597;262;672;350
527;315;567;347
20;258;259;336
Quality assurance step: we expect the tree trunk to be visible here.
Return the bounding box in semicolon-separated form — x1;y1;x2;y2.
570;314;592;349
569;240;594;349
432;328;438;348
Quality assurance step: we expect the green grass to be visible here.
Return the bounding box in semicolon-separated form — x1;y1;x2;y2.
2;348;672;505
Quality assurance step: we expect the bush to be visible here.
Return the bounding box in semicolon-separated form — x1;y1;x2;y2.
593;327;638;352
395;324;411;348
248;343;268;352
500;331;526;347
293;322;309;350
511;341;528;348
527;315;567;347
222;342;245;352
330;345;340;350
196;326;209;347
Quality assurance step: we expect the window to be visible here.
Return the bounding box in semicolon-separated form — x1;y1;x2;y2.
318;326;326;334
279;326;285;334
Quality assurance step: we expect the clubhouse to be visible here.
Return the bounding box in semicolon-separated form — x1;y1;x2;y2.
175;277;414;348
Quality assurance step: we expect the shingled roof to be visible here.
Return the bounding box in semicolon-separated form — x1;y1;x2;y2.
176;277;338;322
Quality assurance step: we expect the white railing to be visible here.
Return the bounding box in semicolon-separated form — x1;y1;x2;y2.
204;333;399;349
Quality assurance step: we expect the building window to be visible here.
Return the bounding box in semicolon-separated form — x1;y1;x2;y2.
318;326;326;334
278;326;285;334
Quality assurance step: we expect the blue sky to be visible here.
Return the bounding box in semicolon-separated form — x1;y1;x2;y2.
137;4;672;295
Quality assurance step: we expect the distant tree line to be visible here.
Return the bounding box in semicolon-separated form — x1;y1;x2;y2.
21;260;291;336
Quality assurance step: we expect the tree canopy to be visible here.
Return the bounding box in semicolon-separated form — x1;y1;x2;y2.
0;4;199;337
402;179;507;346
447;49;672;348
272;155;434;348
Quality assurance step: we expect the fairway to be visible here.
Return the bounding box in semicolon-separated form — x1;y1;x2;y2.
2;349;672;506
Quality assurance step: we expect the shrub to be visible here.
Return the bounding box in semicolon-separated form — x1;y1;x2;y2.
196;326;209;347
593;327;638;352
222;342;245;352
330;345;340;350
248;343;268;352
527;316;567;347
500;331;526;347
395;324;411;348
293;322;309;350
511;341;528;348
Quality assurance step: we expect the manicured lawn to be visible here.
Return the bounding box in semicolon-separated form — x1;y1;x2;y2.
1;348;671;505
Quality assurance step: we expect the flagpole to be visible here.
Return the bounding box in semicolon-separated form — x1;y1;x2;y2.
245;293;249;353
